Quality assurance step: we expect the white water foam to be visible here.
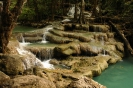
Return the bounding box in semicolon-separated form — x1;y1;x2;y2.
17;42;54;69
41;25;53;43
42;59;54;69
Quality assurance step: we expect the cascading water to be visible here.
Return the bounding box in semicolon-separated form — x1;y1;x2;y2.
20;34;30;45
39;48;54;69
17;43;43;69
41;25;53;43
100;36;107;56
22;35;25;43
67;4;80;17
17;42;54;69
67;5;75;17
101;36;104;46
41;33;47;43
21;33;25;43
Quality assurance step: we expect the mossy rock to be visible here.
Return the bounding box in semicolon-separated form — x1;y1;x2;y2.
0;75;56;88
0;54;25;75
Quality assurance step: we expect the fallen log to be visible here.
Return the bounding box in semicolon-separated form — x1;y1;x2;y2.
108;21;133;56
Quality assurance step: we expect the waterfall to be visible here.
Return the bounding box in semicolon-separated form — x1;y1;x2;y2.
17;43;54;69
67;5;75;17
38;48;53;60
21;34;30;45
22;36;25;43
67;4;80;17
101;36;104;46
41;25;53;43
41;33;47;43
41;48;54;69
96;5;100;13
103;49;106;56
17;43;43;69
21;33;25;43
42;59;54;69
36;48;54;69
45;48;53;59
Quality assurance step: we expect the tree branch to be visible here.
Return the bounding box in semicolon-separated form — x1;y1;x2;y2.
11;0;27;21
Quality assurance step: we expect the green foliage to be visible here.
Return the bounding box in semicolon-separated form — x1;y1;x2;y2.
101;0;125;16
17;0;133;22
18;7;35;21
123;1;133;16
10;0;17;10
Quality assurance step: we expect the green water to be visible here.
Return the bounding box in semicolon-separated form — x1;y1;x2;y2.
94;56;133;88
13;25;36;32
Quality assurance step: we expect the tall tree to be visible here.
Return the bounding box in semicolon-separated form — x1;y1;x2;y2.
78;0;86;24
74;0;78;20
0;0;27;53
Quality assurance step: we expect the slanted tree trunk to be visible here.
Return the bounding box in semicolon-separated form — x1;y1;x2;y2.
78;0;86;24
0;0;27;53
108;21;133;56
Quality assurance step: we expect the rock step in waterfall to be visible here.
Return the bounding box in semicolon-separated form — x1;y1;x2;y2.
17;22;124;61
15;25;53;43
13;6;124;79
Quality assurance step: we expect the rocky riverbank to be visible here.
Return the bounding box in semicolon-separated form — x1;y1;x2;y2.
0;19;125;87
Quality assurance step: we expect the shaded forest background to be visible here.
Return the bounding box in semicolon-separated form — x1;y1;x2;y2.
13;0;133;23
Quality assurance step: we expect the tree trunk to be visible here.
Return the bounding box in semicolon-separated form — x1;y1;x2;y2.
33;0;39;22
78;0;86;24
108;21;133;56
0;0;27;53
74;0;78;20
61;0;65;16
92;0;98;17
51;0;56;21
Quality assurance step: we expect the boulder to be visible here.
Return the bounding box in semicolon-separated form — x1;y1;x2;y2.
54;42;103;57
0;75;56;88
0;54;25;75
68;76;106;88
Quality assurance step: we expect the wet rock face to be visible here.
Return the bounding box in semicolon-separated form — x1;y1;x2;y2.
26;47;54;61
0;75;56;88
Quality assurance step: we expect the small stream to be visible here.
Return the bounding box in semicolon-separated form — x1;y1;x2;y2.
94;56;133;88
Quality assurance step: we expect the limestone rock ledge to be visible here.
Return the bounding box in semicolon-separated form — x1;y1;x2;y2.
68;76;106;88
0;75;56;88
